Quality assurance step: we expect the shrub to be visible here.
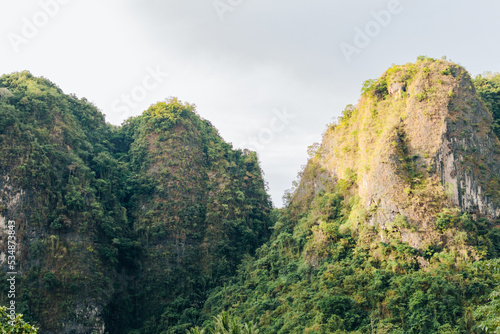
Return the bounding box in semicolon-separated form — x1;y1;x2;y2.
0;306;38;333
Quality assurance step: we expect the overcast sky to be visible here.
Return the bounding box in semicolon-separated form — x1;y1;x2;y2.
1;0;500;207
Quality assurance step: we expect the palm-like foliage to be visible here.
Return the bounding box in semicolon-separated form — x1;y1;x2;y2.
186;312;258;334
0;306;38;333
186;326;206;334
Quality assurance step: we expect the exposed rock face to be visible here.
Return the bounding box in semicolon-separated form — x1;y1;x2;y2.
0;175;27;269
124;101;272;332
293;59;500;246
389;82;406;96
0;170;109;334
435;93;500;218
0;73;272;333
0;72;123;333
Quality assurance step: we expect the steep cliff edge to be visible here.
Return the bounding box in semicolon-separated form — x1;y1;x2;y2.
198;58;500;334
0;73;272;333
2;60;500;333
293;58;500;250
0;71;130;333
119;100;272;333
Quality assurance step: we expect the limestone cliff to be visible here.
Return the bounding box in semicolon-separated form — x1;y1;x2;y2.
293;58;500;250
0;72;120;333
0;72;272;333
120;100;272;333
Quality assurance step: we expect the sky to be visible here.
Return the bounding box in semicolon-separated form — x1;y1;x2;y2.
1;0;500;207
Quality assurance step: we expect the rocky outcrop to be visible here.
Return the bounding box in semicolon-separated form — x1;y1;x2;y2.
293;59;500;241
0;72;120;333
125;100;272;332
0;73;272;333
435;86;500;218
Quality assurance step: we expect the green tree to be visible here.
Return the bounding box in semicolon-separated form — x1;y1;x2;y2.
187;312;259;334
474;259;500;333
475;287;500;333
0;306;38;333
473;73;500;139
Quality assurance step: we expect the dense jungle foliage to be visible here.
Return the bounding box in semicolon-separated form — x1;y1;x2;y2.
474;72;500;140
0;71;271;333
1;65;500;333
198;186;500;333
189;62;500;334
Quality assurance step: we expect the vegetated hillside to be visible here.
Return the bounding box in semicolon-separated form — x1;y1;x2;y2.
295;57;500;253
0;71;133;333
2;61;500;334
0;72;272;334
199;58;500;333
117;100;272;333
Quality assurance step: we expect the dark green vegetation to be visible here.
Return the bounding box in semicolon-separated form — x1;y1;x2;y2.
191;58;500;333
0;72;132;332
200;185;500;333
1;60;500;333
121;100;271;333
186;312;259;334
474;72;500;140
0;72;271;333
